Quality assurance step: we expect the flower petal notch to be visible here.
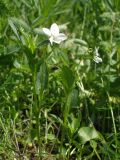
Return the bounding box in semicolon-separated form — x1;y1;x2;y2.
93;47;102;63
42;23;67;45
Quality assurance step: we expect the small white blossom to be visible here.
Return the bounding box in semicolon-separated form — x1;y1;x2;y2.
42;23;67;44
93;47;102;63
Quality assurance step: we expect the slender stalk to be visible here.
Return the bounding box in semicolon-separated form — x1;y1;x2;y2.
107;19;118;159
93;148;101;160
45;109;48;144
67;139;72;160
33;66;42;160
38;94;42;160
60;94;69;159
107;93;117;159
110;105;117;135
12;120;20;154
80;4;87;39
110;104;117;159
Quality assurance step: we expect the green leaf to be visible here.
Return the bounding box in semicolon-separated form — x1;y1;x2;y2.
60;66;75;93
68;113;81;135
90;140;97;149
23;46;34;70
10;18;31;31
21;0;32;8
8;18;20;41
36;62;48;94
73;39;88;46
66;89;79;109
78;127;100;144
59;52;69;66
47;134;56;141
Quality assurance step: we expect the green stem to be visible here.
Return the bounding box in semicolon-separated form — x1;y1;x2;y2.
80;4;87;39
33;67;42;159
107;19;118;159
94;148;101;160
107;92;117;159
60;95;69;159
109;100;117;158
38;94;42;160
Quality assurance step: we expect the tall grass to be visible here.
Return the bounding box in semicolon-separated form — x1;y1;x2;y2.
0;0;120;159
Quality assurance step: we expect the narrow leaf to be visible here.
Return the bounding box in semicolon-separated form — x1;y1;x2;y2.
36;62;48;94
8;19;20;40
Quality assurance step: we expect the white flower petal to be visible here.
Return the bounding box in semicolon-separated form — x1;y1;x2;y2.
53;38;61;44
58;33;67;41
50;23;59;36
53;33;67;44
42;28;51;36
94;56;102;63
43;23;67;45
95;47;99;56
49;36;53;44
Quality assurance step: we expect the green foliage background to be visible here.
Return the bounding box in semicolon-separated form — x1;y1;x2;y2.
0;0;120;159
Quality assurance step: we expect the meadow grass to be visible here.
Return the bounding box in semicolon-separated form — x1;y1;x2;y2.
0;0;120;159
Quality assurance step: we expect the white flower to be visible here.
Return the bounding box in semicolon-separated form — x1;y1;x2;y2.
93;47;102;63
42;23;67;44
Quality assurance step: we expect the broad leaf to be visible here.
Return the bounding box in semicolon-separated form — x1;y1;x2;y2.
78;127;100;144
